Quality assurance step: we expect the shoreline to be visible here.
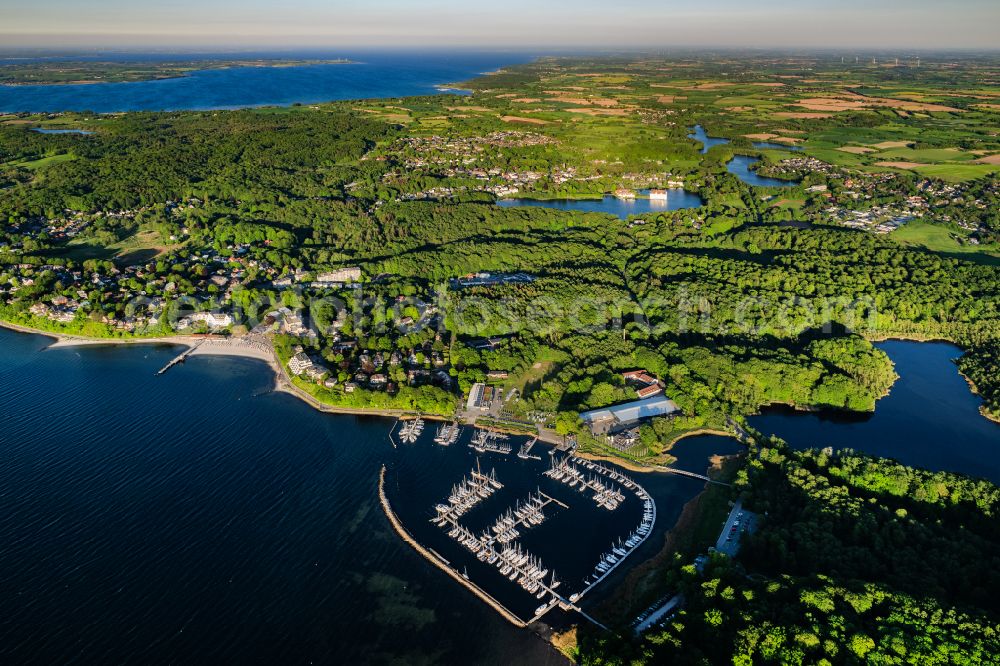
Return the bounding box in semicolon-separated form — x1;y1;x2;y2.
957;367;1000;425
666;428;736;448
0;320;445;422
1;60;358;87
574;449;691;476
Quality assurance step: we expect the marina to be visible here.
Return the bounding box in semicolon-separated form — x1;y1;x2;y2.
544;457;627;510
434;421;462;446
385;424;668;625
432;462;503;524
470;429;513;455
517;437;541;460
398;417;425;444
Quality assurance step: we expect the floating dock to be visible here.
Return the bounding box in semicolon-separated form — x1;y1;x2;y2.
517;437;541;460
470;429;512;455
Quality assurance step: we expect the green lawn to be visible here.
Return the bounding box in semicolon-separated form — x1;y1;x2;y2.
63;229;185;264
892;220;1000;265
7;153;77;170
874;147;975;162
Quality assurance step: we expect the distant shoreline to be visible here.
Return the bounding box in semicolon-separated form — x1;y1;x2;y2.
0;59;357;87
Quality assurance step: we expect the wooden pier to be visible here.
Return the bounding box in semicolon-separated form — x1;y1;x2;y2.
155;342;201;375
517;437;541;460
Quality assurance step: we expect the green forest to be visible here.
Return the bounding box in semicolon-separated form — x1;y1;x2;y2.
578;442;1000;665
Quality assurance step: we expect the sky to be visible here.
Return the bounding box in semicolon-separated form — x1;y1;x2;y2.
1;0;998;50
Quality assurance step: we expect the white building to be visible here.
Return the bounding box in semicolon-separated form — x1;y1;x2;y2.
178;312;234;330
580;396;680;435
288;352;315;376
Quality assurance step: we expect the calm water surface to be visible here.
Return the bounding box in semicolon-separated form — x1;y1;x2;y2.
0;329;567;665
0;52;532;112
751;340;1000;482
30;128;95;135
688;125;801;187
497;189;704;219
668;435;744;474
0;328;705;664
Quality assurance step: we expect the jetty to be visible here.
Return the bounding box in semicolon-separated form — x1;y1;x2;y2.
484;490;566;545
434;422;461;446
517;437;541;460
431;463;503;525
155;342;201;375
544;457;626;510
377;466;527;628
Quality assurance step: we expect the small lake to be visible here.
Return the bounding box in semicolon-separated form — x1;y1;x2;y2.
688;125;801;188
750;340;1000;483
30;128;94;135
726;155;801;188
497;188;704;219
668;434;744;474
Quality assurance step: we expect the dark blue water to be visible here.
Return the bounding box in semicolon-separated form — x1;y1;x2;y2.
0;327;703;664
0;328;566;665
752;141;803;152
751;341;1000;483
668;435;744;474
388;440;699;621
497;189;704;219
688;125;801;187
0;52;532;112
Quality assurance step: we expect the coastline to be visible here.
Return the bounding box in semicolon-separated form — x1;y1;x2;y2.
957;366;1000;425
0;319;441;422
591;455;739;625
574;450;673;476
1;60;357;87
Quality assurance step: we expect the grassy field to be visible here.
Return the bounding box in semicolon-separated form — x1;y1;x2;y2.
874;147;976;162
912;163;1000;182
892;220;1000;264
64;229;185;264
7;153;77;170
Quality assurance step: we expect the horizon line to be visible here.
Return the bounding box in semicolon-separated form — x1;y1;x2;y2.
3;42;1000;55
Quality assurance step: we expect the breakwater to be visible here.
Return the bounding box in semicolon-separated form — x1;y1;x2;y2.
377;465;528;627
